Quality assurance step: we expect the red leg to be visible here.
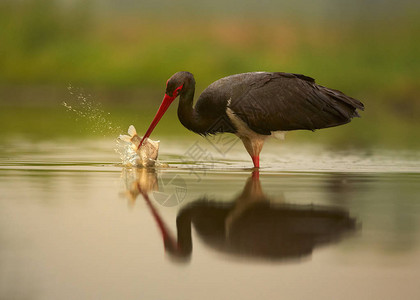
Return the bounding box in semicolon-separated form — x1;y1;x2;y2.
251;155;260;168
251;169;260;180
240;136;264;169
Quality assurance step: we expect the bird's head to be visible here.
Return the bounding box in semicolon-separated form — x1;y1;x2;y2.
138;72;193;149
165;72;189;98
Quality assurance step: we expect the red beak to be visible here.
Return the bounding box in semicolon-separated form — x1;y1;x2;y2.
138;94;175;149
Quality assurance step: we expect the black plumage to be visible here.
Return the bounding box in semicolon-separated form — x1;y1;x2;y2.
194;72;364;135
143;71;365;168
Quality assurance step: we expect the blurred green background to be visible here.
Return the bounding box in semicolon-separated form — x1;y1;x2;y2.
0;0;419;148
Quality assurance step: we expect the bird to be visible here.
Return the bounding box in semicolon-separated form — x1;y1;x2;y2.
132;170;356;261
138;71;364;168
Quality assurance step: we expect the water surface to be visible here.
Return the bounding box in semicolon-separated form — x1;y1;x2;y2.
1;139;419;300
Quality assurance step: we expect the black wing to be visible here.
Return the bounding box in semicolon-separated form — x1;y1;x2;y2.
229;72;364;135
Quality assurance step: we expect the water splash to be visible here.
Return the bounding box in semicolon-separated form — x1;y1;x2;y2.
115;138;142;166
62;84;121;136
115;125;162;168
115;138;166;168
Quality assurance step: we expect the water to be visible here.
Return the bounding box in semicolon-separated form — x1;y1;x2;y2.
62;86;122;136
1;139;420;300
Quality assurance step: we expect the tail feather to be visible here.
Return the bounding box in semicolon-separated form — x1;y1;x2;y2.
322;86;365;111
315;86;364;123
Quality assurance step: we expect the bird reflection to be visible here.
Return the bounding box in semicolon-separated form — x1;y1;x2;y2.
124;170;356;262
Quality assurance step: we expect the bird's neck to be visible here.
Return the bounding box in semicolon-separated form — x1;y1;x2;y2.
175;208;193;255
177;81;202;133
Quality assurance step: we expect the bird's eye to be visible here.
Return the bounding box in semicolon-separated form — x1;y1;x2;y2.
173;85;183;97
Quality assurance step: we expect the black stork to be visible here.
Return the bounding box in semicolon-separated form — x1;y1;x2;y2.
139;71;364;168
131;170;356;261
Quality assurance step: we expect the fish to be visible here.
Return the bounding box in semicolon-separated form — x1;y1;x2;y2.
121;168;159;205
118;125;160;167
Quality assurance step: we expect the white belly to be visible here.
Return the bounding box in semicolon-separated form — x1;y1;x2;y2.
226;107;286;139
226;106;286;158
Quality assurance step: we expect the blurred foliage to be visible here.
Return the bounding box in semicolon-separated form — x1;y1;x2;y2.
0;0;419;148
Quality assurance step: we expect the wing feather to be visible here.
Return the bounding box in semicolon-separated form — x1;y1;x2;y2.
229;73;364;135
